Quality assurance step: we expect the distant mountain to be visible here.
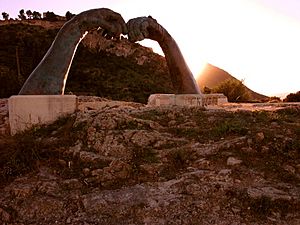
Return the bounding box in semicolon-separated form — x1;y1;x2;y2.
197;63;268;101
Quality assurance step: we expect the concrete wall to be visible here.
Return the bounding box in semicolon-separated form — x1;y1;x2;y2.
203;94;228;106
9;95;77;135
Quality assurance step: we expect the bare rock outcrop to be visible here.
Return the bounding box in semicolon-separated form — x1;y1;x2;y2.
82;30;158;65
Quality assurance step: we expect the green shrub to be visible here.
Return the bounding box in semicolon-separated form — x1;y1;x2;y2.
212;78;251;102
283;91;300;102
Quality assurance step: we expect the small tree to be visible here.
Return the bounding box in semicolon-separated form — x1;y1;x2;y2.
18;9;26;20
2;12;9;20
267;96;281;103
203;86;212;94
65;11;75;21
32;11;42;19
283;91;300;102
212;78;251;102
26;10;33;19
44;11;57;21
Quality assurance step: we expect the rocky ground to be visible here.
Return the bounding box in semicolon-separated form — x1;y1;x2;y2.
0;97;299;224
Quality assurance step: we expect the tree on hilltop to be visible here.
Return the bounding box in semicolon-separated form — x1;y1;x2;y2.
2;12;9;20
65;11;75;21
26;10;33;19
283;91;300;102
44;11;58;21
18;9;26;20
32;11;42;19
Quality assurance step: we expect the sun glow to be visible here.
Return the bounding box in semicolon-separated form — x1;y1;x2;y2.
139;39;207;80
184;51;208;80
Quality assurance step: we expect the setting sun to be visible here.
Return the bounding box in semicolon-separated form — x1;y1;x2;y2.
138;39;207;80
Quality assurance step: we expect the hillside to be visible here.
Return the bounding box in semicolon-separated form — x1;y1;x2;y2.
197;63;268;101
0;23;173;103
0;21;268;102
0;97;299;224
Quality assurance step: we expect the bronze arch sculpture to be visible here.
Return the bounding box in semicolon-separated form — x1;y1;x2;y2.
19;9;201;95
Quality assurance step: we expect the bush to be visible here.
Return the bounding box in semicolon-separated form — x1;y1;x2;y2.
203;86;212;94
43;11;58;21
267;96;281;103
212;78;251;102
283;91;300;102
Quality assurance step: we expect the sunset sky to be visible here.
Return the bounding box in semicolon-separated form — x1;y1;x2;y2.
1;0;300;97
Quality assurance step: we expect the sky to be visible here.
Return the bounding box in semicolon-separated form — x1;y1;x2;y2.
1;0;300;97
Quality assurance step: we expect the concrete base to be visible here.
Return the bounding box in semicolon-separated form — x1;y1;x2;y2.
9;95;77;135
147;94;228;107
202;94;228;106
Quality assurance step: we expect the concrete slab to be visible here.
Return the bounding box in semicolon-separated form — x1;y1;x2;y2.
147;94;228;107
148;94;176;106
9;95;77;135
202;94;228;106
175;94;203;106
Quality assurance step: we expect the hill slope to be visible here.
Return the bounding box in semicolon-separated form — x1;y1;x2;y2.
197;63;268;100
0;23;173;103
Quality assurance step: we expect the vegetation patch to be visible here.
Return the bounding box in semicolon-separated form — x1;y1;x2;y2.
159;148;192;180
131;146;158;166
283;91;300;102
211;78;251;102
225;188;299;221
116;119;151;130
212;119;248;137
0;114;81;186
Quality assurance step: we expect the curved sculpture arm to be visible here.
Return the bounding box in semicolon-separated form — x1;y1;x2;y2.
19;8;127;95
127;16;201;94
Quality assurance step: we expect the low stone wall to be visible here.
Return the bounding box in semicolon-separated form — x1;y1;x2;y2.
203;94;228;106
147;94;228;107
8;95;77;135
